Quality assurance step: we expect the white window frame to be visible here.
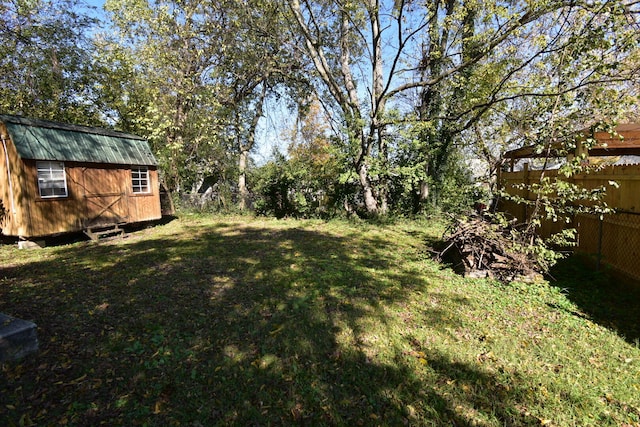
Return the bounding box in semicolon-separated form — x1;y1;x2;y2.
131;166;150;194
37;161;68;198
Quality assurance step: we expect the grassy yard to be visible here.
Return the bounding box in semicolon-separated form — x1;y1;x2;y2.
1;214;639;426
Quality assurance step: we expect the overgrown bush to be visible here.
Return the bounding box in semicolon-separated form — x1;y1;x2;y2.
251;149;347;219
251;155;298;218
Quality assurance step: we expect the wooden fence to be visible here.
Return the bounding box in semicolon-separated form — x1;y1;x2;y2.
499;163;640;281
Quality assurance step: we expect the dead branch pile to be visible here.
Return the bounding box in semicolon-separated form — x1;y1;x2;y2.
437;216;541;282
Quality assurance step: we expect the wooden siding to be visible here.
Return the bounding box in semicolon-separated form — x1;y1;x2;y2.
0;123;27;236
80;166;130;228
20;162;161;237
23;160;84;236
128;171;162;221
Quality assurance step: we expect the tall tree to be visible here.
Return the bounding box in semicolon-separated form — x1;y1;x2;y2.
100;0;306;208
0;0;101;124
214;0;308;211
100;0;232;194
415;0;639;208
285;0;388;215
284;0;639;216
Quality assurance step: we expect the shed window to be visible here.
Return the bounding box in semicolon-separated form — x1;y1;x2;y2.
37;161;68;198
132;166;149;193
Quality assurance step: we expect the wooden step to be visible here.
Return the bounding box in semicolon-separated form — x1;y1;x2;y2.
84;224;125;241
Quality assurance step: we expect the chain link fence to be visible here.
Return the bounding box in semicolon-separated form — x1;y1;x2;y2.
576;211;640;281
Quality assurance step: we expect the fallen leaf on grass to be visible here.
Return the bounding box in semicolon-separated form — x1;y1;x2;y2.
269;325;284;335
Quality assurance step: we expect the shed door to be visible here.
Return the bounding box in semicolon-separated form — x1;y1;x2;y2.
81;167;129;228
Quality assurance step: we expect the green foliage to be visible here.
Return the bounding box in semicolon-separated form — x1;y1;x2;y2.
1;0;637;225
386;122;480;216
0;0;103;124
496;121;626;272
407;0;639;217
252;99;349;219
452;0;640;269
251;148;344;219
99;0;238;194
437;178;478;216
251;153;298;218
172;182;240;215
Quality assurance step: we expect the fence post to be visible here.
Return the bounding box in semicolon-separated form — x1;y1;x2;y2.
523;162;529;222
596;215;603;271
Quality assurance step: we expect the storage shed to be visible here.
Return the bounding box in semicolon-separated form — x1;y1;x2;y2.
0;115;161;242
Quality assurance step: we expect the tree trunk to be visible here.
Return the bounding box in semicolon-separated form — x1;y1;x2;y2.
419;180;429;202
238;149;250;210
237;81;267;211
358;162;378;215
288;0;385;216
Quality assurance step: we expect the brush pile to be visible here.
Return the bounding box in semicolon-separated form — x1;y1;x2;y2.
437;216;542;282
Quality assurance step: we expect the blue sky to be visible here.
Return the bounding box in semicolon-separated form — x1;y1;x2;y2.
82;0;106;19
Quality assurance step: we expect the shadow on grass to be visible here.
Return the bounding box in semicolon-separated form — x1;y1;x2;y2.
1;220;544;425
549;255;640;345
0;216;178;248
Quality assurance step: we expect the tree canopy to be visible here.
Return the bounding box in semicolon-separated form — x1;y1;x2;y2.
0;0;637;216
0;0;102;124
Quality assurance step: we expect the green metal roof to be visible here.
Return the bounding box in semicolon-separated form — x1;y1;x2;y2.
0;115;157;166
